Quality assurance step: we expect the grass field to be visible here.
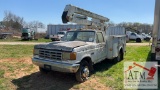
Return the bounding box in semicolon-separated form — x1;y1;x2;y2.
0;45;159;90
0;45;33;59
127;40;151;43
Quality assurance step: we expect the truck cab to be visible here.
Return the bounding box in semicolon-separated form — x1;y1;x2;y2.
32;28;126;82
21;28;35;40
51;31;67;41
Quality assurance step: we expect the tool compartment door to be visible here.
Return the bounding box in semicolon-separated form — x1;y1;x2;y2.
112;36;119;58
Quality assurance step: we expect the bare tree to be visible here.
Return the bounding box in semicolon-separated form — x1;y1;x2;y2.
27;21;45;28
3;11;24;30
106;21;115;27
117;22;153;34
2;10;46;33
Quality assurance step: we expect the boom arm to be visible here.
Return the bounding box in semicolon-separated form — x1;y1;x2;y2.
62;4;109;30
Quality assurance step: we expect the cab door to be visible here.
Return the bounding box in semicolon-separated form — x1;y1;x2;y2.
95;32;106;62
130;33;136;40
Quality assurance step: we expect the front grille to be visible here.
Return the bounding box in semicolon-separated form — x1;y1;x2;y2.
39;49;62;60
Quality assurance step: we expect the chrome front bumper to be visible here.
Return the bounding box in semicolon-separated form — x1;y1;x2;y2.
32;58;80;73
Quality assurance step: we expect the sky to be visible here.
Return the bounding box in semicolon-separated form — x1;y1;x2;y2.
0;0;155;27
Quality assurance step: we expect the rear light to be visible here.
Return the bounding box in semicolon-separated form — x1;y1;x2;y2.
155;47;160;52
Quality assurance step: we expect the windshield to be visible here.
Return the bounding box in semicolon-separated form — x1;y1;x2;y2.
22;33;28;36
142;33;146;36
57;32;65;35
62;31;95;42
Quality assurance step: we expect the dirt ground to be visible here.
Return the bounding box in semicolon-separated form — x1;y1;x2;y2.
126;42;151;46
1;57;111;90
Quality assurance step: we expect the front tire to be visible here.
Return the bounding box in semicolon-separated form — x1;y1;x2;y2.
39;67;48;73
136;38;142;43
75;61;90;82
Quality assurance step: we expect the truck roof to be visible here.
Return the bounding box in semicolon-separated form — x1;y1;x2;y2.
68;29;103;32
58;31;67;33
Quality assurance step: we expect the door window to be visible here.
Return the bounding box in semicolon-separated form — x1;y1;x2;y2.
131;33;136;36
96;32;104;43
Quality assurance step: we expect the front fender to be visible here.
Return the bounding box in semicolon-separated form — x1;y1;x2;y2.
75;51;93;63
81;53;92;62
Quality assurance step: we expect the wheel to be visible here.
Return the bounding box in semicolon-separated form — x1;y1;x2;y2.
75;60;90;82
136;38;141;43
51;38;55;41
2;35;7;39
151;53;156;61
39;67;48;73
114;51;122;62
117;52;121;62
145;38;150;41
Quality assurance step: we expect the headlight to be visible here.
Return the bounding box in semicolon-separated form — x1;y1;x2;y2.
62;52;70;60
33;49;39;55
62;52;76;60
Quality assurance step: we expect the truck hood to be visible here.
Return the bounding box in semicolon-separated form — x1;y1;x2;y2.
57;34;64;38
146;35;151;38
34;41;87;51
137;35;143;39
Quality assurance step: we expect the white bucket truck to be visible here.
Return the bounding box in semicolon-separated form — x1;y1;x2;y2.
32;4;126;82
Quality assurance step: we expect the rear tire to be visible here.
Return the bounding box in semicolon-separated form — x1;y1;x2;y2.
75;60;90;82
114;51;123;62
151;53;156;61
